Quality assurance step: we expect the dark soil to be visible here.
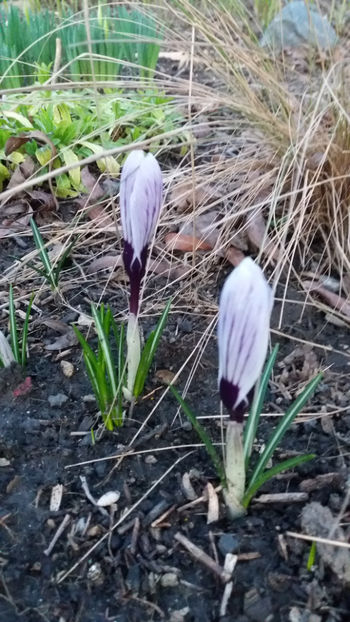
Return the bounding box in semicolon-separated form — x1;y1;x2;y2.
1;275;350;622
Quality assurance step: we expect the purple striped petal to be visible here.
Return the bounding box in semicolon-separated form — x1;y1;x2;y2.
218;258;273;421
120;150;163;314
120;150;163;266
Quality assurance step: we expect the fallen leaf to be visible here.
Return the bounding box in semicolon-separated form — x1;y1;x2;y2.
225;246;245;266
81;166;104;200
155;369;177;385
13;376;32;398
246;210;280;263
45;330;78;351
26;189;56;211
170;179;220;213
165;232;212;252
301;502;350;583
5;136;32;155
303;280;350;317
87;254;123;274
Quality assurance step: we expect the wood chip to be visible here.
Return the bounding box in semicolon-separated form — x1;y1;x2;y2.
206;482;219;524
181;473;197;501
50;484;63;512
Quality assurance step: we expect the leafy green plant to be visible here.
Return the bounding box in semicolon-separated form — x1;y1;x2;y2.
74;300;170;429
171;345;320;512
30;218;75;290
0;88;185;196
0;285;34;368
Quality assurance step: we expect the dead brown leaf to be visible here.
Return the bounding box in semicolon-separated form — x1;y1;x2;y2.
303;280;350;317
45;330;78;351
80;166;105;204
5;136;31;155
165;232;213;252
170;179;220;214
246;209;280;263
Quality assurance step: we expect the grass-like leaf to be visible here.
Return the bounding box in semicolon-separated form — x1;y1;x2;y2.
74;305;125;430
91;304;118;399
133;299;171;398
243;453;315;508
21;292;35;366
307;541;317;571
170;385;226;487
30;218;57;290
244;344;279;468
246;373;322;492
9;284;20;363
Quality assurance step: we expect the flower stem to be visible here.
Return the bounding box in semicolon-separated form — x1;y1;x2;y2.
125;312;141;401
223;421;246;519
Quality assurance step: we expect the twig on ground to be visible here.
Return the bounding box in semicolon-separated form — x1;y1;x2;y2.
44;513;71;556
286;531;350;549
253;492;309;505
219;554;238;617
174;532;232;583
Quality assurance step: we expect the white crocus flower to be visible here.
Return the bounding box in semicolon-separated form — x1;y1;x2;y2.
218;257;273;518
120;150;163;399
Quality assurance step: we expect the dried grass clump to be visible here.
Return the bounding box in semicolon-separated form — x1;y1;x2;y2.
167;0;350;292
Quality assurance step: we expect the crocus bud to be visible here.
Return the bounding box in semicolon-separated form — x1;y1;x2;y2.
218;257;273;422
120;149;163;315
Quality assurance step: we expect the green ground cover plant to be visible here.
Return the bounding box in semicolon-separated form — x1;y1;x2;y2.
0;88;185;196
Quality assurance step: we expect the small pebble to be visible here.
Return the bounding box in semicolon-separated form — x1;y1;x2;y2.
145;454;157;464
48;393;68;408
83;394;96;403
161;572;179;587
96;491;120;507
60;360;74;378
181;421;192;432
218;533;240;556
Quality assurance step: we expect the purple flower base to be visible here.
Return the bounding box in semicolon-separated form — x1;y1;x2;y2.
123;241;148;315
219;377;253;423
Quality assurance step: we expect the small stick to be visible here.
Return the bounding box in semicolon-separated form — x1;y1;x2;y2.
130;517;141;556
178;485;222;512
237;552;261;561
151;504;176;528
174;532;231;583
286;531;350;549
208;530;219;566
219;554;237;617
44;514;70;556
254;492;308;504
